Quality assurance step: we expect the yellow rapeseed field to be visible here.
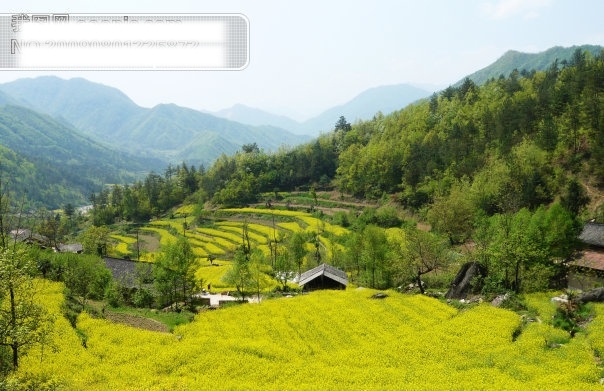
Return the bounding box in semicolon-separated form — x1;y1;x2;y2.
12;284;604;390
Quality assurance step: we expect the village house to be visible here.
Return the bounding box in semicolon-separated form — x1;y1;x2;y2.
567;222;604;290
298;263;348;291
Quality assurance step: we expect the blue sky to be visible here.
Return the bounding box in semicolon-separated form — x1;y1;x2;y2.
2;0;604;120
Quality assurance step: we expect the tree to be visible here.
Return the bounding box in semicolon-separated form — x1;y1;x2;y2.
249;250;272;300
241;142;260;154
403;229;451;294
287;232;308;277
272;235;295;290
63;203;75;220
61;254;111;309
359;225;391;289
223;222;269;300
154;237;200;308
79;226;111;256
427;182;475;244
222;248;254;301
37;211;66;250
560;178;590;217
0;247;53;370
334;116;352;133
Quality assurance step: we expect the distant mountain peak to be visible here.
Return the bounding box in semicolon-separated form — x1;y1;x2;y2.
300;83;431;135
458;44;603;86
214;83;432;136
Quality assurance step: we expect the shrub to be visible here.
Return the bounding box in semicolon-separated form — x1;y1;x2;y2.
132;288;155;308
104;281;124;308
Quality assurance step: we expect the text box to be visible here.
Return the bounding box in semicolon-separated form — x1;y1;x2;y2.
1;14;249;70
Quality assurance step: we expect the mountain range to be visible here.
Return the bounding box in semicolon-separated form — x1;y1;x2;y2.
214;83;433;135
0;77;310;166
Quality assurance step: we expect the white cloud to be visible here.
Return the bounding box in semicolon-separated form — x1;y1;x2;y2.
481;0;552;20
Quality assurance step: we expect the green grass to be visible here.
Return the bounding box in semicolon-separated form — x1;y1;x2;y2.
107;306;195;332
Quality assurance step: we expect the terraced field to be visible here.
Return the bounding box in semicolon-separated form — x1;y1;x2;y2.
109;206;348;289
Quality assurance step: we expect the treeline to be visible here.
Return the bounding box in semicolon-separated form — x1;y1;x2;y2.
90;163;202;225
93;49;604;225
338;49;604;216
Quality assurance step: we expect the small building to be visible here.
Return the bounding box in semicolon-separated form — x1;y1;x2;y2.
9;229;49;248
298;263;348;291
568;222;604;290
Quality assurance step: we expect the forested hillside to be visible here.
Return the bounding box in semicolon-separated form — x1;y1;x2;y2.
93;49;604;225
459;44;603;86
88;49;604;295
0;105;163;208
336;49;603;212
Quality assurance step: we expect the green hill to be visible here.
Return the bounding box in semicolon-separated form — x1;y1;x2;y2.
0;105;163;208
458;44;603;85
0;77;309;167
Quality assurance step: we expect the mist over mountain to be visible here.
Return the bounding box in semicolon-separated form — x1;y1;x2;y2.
215;83;432;136
301;83;431;134
214;104;305;134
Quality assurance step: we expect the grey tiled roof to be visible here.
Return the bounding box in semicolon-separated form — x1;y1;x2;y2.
579;223;604;248
298;263;348;286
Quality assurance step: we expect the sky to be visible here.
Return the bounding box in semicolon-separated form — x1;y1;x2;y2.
2;0;604;121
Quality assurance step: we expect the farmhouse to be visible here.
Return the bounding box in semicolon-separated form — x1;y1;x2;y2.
9;229;49;248
567;222;604;290
298;263;348;291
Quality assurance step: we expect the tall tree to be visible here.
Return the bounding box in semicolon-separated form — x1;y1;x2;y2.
154;237;200;308
427;182;475;244
79;226;110;256
360;225;390;289
334;116;352;133
560;178;590;217
287;232;308;277
0;247;53;370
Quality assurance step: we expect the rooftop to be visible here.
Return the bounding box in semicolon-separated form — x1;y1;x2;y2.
568;250;604;271
579;222;604;248
298;263;348;287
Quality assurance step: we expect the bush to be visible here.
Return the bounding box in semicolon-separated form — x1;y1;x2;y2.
421;270;457;290
104;281;124;308
374;205;402;228
331;211;351;227
552;291;592;337
132;288;155;308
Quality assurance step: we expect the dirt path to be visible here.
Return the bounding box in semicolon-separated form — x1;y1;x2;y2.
104;312;169;333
